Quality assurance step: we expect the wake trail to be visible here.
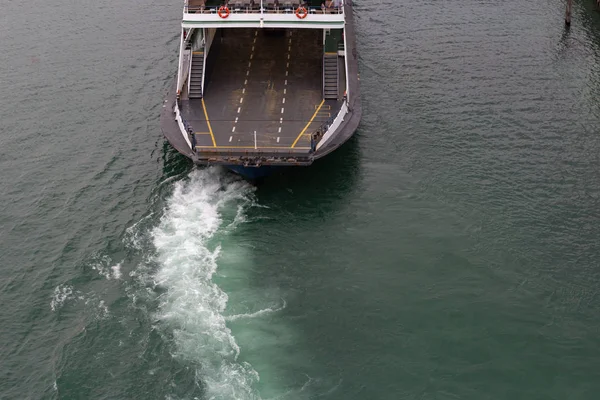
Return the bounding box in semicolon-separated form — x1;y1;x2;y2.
150;167;261;399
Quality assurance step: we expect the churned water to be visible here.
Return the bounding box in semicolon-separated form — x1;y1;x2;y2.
2;0;600;399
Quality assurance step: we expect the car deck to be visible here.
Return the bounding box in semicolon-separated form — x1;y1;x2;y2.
180;28;341;155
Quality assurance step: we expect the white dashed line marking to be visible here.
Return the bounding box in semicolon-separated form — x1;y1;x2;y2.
282;98;286;104
250;54;253;60
229;136;233;142
246;71;250;76
277;136;280;142
284;88;287;94
248;62;252;68
240;98;244;104
242;88;246;94
285;71;288;76
284;80;287;85
232;126;236;132
278;127;282;133
252;46;255;52
235;117;238;123
286;62;289;68
281;107;284;114
288;46;291;52
287;54;290;60
237;107;241;113
280;118;283;122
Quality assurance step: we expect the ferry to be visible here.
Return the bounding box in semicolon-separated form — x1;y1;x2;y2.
160;0;361;179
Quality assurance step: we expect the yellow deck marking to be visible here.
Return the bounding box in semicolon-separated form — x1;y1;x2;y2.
315;104;331;110
292;99;325;148
201;99;217;147
196;146;311;150
193;51;204;55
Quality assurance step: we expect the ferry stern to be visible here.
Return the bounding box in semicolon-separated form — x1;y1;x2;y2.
160;0;361;178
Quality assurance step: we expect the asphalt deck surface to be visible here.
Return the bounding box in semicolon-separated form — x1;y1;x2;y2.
181;28;339;151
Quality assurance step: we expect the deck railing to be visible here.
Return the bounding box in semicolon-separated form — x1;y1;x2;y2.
184;0;344;15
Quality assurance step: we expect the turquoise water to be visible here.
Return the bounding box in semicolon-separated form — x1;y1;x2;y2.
2;0;600;398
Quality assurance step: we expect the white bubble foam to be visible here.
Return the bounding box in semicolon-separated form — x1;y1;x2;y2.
151;168;260;399
50;284;73;311
111;263;122;280
88;254;123;280
90;255;113;280
225;300;287;322
124;212;155;251
50;285;108;319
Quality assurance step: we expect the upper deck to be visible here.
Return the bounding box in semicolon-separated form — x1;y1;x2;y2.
183;0;345;29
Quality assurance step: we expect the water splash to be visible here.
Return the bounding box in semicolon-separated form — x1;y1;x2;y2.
50;284;110;320
89;254;123;280
50;284;73;311
151;167;261;399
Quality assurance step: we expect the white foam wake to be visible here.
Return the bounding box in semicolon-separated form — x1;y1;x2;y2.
151;167;260;399
50;284;73;311
225;300;287;322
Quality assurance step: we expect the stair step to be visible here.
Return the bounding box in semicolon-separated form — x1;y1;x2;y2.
190;49;204;99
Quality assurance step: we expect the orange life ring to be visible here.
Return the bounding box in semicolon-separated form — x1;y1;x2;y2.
295;6;308;19
218;6;230;18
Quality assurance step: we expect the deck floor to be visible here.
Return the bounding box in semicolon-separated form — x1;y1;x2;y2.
181;28;340;152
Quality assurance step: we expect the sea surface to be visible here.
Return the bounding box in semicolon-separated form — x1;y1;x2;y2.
2;0;600;399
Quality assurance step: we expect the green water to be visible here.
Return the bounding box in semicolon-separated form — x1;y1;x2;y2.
2;0;600;399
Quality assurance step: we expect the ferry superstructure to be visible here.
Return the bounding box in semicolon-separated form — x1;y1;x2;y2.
160;0;361;178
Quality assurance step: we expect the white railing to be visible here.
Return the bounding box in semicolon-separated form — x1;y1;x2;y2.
174;101;194;150
184;0;344;15
316;99;348;151
176;28;185;92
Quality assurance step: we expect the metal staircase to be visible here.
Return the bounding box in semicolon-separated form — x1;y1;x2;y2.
189;52;204;99
323;54;339;100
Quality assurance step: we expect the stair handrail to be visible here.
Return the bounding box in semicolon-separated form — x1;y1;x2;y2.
322;54;326;99
187;49;193;95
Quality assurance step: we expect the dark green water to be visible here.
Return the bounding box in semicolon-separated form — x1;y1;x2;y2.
2;0;600;398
